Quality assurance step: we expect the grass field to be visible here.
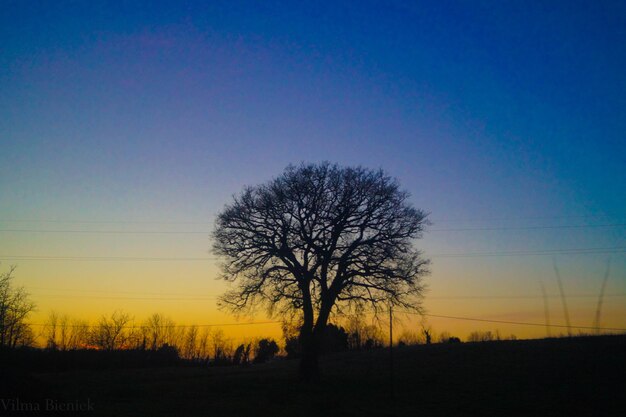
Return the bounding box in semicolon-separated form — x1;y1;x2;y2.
5;335;626;416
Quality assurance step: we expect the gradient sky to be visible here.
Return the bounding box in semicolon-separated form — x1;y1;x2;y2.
1;1;625;342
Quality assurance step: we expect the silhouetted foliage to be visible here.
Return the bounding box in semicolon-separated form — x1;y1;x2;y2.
438;331;462;344
141;313;178;351
346;315;386;351
0;345;181;372
467;330;501;343
397;330;425;346
0;266;36;348
89;310;135;350
363;336;384;350
40;309;219;364
43;312;90;351
233;343;252;366
254;338;279;363
321;324;349;353
284;336;301;359
210;329;234;365
283;323;349;357
422;326;432;345
213;162;429;379
157;343;179;359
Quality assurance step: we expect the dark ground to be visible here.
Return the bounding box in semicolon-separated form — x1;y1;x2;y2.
2;335;625;416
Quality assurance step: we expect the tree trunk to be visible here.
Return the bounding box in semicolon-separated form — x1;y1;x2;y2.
298;300;333;381
298;281;319;381
298;334;319;381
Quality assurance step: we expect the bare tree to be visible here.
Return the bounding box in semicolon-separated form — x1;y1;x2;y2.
438;331;452;343
41;311;90;350
467;330;500;343
140;313;181;351
66;319;90;349
196;328;211;362
345;314;386;350
0;266;36;348
43;312;89;350
213;162;429;379
232;342;251;365
89;310;133;350
421;323;433;345
210;328;233;364
43;311;59;349
181;325;199;359
397;330;424;346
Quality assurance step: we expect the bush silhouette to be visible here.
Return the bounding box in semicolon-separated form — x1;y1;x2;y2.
254;339;279;363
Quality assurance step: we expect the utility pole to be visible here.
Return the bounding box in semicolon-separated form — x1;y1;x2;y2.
389;306;394;399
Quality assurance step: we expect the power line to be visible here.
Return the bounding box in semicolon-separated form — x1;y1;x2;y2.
26;286;219;297
430;247;626;258
1;246;625;262
26;312;626;333
428;223;626;232
0;219;213;225
0;255;215;261
2;214;622;225
426;293;626;300
27;320;282;328
429;214;624;224
1;223;625;235
402;311;626;332
0;229;209;234
25;287;626;301
28;294;218;301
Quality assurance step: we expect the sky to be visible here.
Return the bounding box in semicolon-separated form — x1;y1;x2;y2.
1;0;625;343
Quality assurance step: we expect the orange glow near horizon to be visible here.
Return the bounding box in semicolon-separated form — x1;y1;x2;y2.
3;213;625;348
2;0;625;354
11;249;625;347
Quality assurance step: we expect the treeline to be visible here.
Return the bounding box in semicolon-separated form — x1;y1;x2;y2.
41;311;391;361
282;316;388;358
2;265;518;368
41;311;280;366
0;266;36;348
395;326;516;346
0;309;283;372
4;309;392;371
32;308;515;360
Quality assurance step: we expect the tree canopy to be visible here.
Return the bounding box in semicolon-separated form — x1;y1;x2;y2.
213;162;429;378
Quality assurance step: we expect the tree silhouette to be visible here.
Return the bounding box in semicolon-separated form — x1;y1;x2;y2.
320;324;349;353
0;266;36;348
233;343;251;365
213;162;429;380
253;338;279;363
89;310;134;351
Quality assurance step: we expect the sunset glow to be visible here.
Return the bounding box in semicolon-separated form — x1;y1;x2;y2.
1;1;624;345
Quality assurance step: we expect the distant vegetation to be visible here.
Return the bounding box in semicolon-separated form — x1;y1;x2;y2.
35;311;392;364
7;263;619;377
0;301;476;372
39;311;281;367
0;266;36;348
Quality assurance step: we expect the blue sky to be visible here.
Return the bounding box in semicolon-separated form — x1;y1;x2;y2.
0;1;624;338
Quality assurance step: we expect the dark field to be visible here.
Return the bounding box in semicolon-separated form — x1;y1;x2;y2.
4;335;625;417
